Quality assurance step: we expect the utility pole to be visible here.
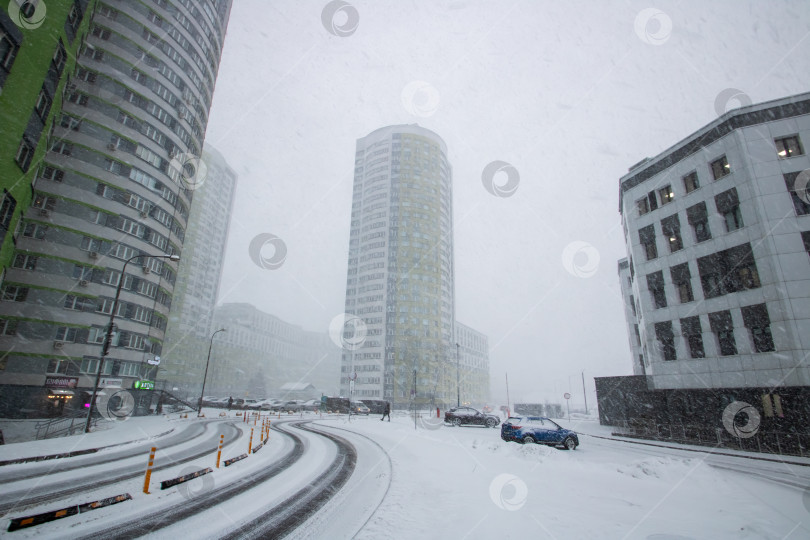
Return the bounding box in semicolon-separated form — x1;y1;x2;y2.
505;372;510;418
582;370;588;415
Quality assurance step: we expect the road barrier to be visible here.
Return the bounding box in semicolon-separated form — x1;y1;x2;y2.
252;443;263;454
7;494;131;532
143;446;157;494
160;467;213;490
224;453;248;467
216;434;224;468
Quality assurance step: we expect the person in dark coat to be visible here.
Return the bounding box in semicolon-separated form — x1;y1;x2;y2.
381;401;390;421
227;396;233;410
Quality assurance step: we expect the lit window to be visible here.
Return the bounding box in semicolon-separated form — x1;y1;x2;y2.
775;136;803;158
710;155;730;180
658;185;674;205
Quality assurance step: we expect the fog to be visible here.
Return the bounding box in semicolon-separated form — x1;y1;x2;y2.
204;0;810;407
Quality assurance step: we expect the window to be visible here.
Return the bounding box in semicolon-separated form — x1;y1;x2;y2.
803;231;810;259
15;139;34;171
0;32;19;72
67;3;81;32
723;206;743;232
741;304;775;353
670;263;693;303
680;316;705;359
710;155;730;180
661;214;682;253
119;361;140;377
783;172;810;216
91;26;111;40
66;91;88;106
96;298;125;316
2;285;28;302
12;253;37;270
87;327;106;344
687;202;711;242
55;326;79;342
658;185;674;205
34;89;52;121
64;295;94;311
774;136;803;158
41;166;64;182
697;243;760;299
683;171;699;193
80;357;113;375
646;270;667;309
101;269;120;286
0;191;17;234
655;321;676;360
715;187;743;232
32;193;56;211
709;310;737;356
51;140;73;156
72;264;94;280
48;358;79;375
76;68;97;83
0;318;18;336
52;40;67;74
80;236;102;252
639;225;657;260
126;334;146;350
60;114;81;131
23;222;46;239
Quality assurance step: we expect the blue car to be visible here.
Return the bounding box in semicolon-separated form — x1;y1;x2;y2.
501;416;579;450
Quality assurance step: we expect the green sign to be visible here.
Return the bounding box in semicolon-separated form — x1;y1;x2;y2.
133;380;155;390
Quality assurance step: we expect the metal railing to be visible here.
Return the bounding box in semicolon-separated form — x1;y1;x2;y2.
35;410;98;440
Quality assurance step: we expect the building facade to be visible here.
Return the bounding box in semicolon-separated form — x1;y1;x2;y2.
161;143;236;398
204;303;341;400
599;92;810;452
454;321;490;406
1;1;97;273
0;0;232;417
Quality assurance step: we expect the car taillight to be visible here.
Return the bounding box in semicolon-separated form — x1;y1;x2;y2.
508;425;521;429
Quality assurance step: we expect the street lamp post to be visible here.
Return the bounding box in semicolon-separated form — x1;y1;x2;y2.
455;342;460;408
198;328;227;417
84;253;179;433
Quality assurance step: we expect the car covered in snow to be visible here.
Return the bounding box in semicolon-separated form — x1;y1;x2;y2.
444;406;500;428
500;416;579;450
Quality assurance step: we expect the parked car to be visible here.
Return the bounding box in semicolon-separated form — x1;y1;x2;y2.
281;400;302;412
500;416;579;450
231;398;246;409
301;399;320;412
257;399;280;411
243;399;262;410
444;406;500;428
350;401;370;415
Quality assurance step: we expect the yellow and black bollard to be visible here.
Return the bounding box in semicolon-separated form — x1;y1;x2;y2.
248;427;254;454
143;446;157;494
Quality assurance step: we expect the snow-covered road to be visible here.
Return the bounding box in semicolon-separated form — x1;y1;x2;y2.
1;412;808;539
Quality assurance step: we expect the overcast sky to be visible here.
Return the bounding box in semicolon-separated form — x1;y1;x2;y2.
203;0;810;406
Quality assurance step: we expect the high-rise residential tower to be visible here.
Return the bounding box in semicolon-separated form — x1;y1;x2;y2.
341;125;456;408
161;143;236;398
0;0;232;416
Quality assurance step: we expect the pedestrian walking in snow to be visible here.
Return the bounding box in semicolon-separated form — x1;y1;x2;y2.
381;401;390;421
227;396;233;410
